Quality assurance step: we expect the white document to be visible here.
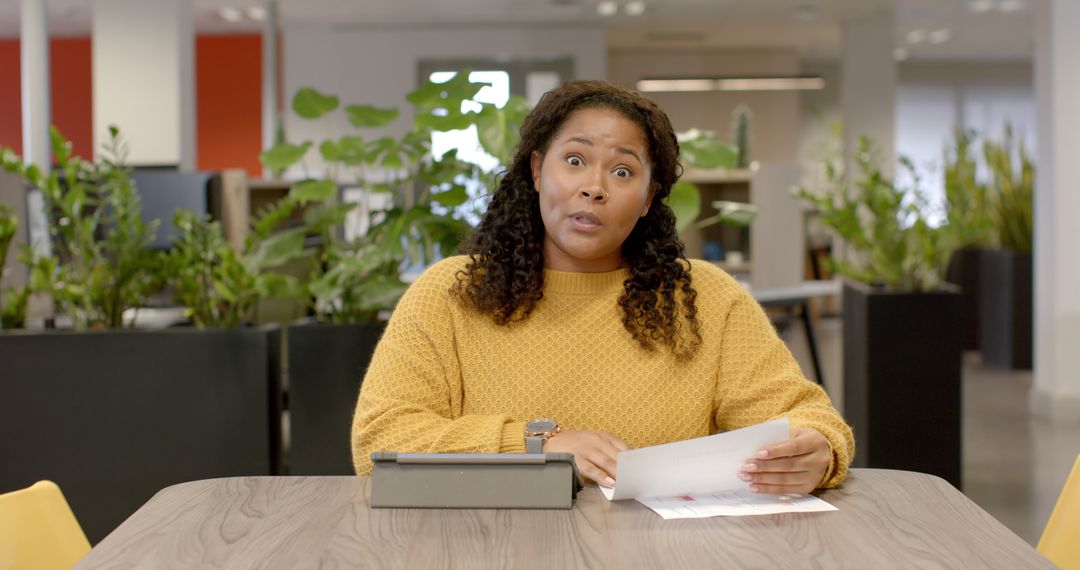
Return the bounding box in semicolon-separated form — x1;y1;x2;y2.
636;490;837;519
607;417;790;500
595;417;838;519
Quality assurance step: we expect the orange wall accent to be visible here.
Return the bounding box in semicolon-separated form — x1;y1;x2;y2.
0;35;263;174
196;34;262;176
51;38;93;159
0;40;24;155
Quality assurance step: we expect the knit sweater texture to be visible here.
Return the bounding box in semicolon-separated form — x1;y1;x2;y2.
351;255;854;487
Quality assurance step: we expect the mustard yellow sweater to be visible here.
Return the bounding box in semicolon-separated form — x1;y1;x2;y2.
351;256;854;487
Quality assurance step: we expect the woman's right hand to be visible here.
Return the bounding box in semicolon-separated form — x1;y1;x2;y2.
543;429;630;486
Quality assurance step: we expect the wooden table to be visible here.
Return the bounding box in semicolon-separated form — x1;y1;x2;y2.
73;469;1052;569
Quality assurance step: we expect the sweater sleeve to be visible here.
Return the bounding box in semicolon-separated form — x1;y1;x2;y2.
350;260;527;475
712;290;854;488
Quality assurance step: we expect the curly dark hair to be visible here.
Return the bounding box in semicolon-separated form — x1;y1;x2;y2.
454;79;702;357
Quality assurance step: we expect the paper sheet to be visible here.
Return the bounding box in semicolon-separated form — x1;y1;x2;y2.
608;418;790;500
595;418;838;518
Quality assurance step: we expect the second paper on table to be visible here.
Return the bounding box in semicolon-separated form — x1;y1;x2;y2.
604;417;789;500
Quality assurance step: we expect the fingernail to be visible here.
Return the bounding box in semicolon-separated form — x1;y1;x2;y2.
756;450;768;458
738;472;752;482
604;477;615;486
749;485;760;493
743;463;757;471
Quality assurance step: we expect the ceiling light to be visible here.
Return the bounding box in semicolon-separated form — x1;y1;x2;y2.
637;77;826;93
906;29;927;44
968;0;994;13
219;7;242;23
625;1;646;16
247;6;267;21
928;28;952;44
597;1;617;16
893;47;909;62
998;0;1027;13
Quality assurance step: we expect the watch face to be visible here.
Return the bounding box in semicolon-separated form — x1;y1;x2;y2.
527;418;557;434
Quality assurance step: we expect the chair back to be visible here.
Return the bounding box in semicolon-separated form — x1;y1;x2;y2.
0;480;91;570
1039;454;1080;569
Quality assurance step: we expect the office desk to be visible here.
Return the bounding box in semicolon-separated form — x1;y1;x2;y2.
73;469;1051;569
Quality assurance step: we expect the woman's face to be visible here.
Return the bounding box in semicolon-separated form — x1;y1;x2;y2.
531;107;653;273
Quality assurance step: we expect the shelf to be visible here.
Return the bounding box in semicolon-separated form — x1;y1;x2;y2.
681;167;753;184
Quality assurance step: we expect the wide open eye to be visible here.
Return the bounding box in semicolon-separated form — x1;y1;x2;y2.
565;154;585;167
613;166;633;178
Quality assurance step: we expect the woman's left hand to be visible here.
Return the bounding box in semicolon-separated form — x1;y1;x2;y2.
739;427;831;494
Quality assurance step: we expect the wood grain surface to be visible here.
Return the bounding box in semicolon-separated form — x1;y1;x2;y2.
72;469;1054;569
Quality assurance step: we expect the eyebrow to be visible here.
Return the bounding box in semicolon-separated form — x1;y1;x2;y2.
564;136;644;165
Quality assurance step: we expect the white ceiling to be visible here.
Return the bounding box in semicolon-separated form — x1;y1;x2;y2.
0;0;1035;61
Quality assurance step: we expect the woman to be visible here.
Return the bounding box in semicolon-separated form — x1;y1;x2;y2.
352;80;853;494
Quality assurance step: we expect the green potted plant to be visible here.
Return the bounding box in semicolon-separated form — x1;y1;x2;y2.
0;128;277;542
978;126;1034;370
943;127;995;351
260;73;528;474
795;137;963;488
0;204;29;329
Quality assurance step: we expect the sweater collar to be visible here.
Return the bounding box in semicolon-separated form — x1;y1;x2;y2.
543;267;630;295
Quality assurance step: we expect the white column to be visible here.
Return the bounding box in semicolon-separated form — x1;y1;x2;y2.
262;0;280;176
20;0;49;170
840;11;897;176
92;0;196;170
1032;0;1080;423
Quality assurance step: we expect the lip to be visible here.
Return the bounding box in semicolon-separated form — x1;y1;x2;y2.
568;210;603;231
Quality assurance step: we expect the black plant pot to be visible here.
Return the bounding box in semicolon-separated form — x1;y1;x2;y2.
283;321;385;475
946;246;984;351
0;326;280;543
843;281;963;488
978;249;1033;370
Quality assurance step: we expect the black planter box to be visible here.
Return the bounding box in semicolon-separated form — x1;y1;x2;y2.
0;327;280;543
843;281;963;488
945;247;983;351
978;249;1033;370
283;321;385;475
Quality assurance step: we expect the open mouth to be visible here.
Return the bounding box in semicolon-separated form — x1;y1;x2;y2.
570;211;601;226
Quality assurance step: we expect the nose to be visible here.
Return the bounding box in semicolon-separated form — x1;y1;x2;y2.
580;181;609;203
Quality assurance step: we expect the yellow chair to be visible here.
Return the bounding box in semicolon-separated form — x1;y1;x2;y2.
1039;454;1080;570
0;480;91;570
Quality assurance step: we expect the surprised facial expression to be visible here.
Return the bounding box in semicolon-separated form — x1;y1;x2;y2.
531;107;654;273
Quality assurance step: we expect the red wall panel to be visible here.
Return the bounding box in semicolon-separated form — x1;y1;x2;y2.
0;35;263;175
196;34;262;175
0;40;23;155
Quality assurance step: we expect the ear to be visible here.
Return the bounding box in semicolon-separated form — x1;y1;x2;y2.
641;183;657;217
530;151;543;192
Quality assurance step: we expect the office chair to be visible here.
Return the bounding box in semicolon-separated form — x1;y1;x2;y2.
1038;454;1080;569
0;480;91;570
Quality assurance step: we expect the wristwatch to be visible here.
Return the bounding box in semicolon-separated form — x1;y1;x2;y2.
524;418;560;453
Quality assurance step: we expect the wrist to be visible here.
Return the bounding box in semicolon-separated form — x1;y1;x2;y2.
524;418;561;453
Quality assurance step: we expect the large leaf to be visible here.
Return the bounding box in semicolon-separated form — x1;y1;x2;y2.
260;141;312;171
291;179;336;204
292;87;340;120
475;95;530;164
431;185;469;207
368;137;404;169
256;273;304;300
246;227;307;270
345;105;400;128
666;181;701;234
680;135;738;170
406;72;488;111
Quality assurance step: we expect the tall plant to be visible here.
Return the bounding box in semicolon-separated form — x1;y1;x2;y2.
666;128;740;233
983;126;1034;252
0;127;162;329
0;204;29;329
943;128;994;249
261;73;530;323
795;137;957;291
